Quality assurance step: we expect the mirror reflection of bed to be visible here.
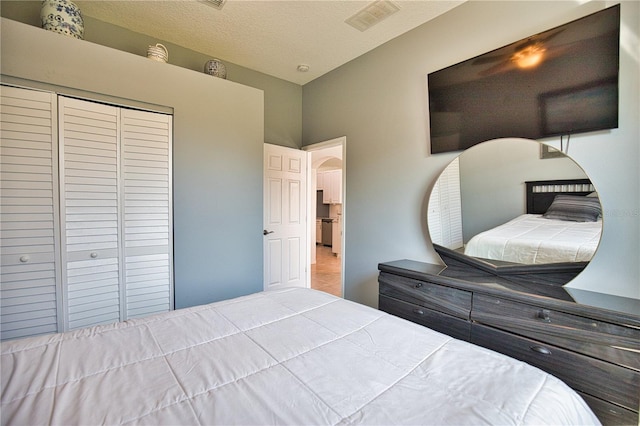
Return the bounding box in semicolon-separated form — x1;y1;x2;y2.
428;138;603;288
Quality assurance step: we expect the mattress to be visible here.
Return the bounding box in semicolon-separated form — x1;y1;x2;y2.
1;288;599;425
465;214;602;264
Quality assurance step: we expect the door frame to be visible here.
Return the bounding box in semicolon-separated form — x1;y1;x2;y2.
303;136;346;297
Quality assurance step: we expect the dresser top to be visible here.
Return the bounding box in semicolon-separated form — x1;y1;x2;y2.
379;259;640;326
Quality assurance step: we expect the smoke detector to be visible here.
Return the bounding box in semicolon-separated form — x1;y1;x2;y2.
345;0;400;32
199;0;226;10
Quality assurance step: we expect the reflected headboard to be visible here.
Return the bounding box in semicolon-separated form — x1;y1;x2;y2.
526;179;595;214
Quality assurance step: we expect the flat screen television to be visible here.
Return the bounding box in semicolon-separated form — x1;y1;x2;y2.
428;4;620;154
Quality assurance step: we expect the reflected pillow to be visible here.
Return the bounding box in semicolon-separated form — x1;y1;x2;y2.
543;194;601;222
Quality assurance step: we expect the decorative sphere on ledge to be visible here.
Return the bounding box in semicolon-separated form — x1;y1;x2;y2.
204;59;227;79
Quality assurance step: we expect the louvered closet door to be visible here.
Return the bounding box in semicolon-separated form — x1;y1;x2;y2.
428;157;463;250
121;109;173;318
59;97;122;330
0;86;61;340
440;157;463;249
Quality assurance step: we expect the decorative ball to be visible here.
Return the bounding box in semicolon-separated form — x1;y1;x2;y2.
204;59;227;79
40;0;84;40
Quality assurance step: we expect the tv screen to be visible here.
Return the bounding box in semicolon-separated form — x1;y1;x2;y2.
428;4;620;154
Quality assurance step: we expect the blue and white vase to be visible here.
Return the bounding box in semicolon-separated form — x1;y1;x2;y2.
40;0;84;40
204;59;227;79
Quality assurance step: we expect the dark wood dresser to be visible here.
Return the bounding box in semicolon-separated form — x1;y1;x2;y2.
378;257;640;425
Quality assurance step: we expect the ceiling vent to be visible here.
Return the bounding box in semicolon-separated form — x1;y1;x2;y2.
345;0;400;32
199;0;226;10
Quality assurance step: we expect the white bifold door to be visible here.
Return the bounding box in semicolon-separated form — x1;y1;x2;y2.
0;87;173;340
0;86;61;340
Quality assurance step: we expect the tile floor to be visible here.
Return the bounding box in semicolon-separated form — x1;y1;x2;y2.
311;245;342;297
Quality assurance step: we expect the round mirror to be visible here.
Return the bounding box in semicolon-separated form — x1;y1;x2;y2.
428;138;602;276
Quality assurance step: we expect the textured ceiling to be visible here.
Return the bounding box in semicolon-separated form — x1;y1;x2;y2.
74;0;465;85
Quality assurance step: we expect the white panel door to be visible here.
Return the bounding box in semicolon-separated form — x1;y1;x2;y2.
59;97;122;330
121;108;173;318
263;143;308;290
0;86;61;340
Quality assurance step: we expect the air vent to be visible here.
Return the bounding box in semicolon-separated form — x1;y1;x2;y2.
345;0;400;32
199;0;226;10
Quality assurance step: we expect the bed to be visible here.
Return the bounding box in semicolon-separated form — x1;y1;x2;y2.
464;179;602;264
1;287;599;425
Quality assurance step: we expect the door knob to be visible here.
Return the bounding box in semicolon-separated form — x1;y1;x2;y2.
263;230;274;236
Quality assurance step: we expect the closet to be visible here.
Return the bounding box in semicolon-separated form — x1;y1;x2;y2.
1;86;173;340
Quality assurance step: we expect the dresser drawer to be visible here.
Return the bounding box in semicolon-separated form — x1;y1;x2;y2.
471;323;640;415
471;294;640;371
379;295;471;341
378;272;471;320
579;392;639;426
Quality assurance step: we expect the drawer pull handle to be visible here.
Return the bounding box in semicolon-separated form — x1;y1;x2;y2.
537;309;551;322
414;283;423;289
530;345;552;355
90;252;98;258
412;309;425;315
19;255;30;263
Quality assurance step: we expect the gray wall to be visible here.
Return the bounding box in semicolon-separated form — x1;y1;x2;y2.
0;1;302;149
302;1;640;304
1;18;265;309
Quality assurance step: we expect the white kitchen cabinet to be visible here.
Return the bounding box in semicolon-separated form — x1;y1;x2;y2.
329;169;342;204
0;87;173;339
321;169;342;204
316;171;325;190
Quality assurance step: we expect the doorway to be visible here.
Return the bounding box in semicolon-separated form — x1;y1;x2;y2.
304;137;345;298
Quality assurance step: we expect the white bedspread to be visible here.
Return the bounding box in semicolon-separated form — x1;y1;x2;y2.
1;288;599;425
465;214;602;264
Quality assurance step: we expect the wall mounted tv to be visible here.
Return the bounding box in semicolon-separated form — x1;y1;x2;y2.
427;4;620;154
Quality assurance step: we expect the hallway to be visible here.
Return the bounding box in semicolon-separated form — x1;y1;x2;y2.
311;245;341;297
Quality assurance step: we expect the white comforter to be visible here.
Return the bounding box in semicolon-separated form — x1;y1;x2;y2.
1;288;599;425
465;214;602;264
